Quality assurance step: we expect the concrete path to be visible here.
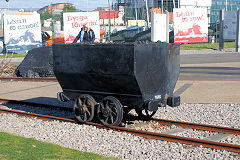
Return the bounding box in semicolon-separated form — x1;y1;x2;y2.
0;79;239;104
0;49;239;104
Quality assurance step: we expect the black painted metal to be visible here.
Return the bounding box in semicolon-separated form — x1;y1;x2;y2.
52;42;180;108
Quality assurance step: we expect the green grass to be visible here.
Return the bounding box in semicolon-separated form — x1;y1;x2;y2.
0;53;27;59
180;42;235;50
0;132;119;160
0;41;236;59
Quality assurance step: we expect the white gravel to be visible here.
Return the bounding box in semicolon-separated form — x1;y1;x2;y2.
156;104;240;128
0;103;240;160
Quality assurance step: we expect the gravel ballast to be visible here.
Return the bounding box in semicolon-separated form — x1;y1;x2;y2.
0;103;240;159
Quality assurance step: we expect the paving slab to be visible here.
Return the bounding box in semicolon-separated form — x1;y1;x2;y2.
0;81;60;103
1;51;239;104
174;80;240;104
0;79;239;104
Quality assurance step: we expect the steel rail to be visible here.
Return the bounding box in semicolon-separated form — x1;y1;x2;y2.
0;108;240;154
152;118;240;135
1;98;240;136
0;77;57;82
0;108;75;122
0;98;72;112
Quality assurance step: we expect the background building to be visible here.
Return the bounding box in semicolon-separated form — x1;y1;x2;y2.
114;0;240;25
38;3;74;15
211;0;240;23
115;0;179;11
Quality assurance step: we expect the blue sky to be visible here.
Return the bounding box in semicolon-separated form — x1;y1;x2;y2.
1;0;114;10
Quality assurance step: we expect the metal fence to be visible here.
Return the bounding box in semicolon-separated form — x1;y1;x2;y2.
1;0;240;48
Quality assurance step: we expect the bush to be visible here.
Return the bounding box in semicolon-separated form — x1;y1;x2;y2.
0;55;17;77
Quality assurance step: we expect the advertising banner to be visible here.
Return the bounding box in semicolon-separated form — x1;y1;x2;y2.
4;12;42;53
223;11;237;40
173;8;208;43
63;11;100;44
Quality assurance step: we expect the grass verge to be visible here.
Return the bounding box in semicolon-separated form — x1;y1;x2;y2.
0;132;119;160
0;53;27;59
180;42;235;50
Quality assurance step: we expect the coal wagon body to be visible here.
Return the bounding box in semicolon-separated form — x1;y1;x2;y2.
52;42;180;126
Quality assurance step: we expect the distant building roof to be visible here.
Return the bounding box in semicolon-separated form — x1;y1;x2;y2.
38;3;73;12
99;11;119;19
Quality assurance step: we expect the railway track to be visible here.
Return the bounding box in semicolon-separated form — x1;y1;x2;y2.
151;118;240;135
0;98;240;154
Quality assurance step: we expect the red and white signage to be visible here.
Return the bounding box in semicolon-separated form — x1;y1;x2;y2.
63;11;100;44
173;8;208;43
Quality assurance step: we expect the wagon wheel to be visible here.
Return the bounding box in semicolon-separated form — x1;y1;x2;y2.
74;94;96;123
135;108;156;120
97;96;123;126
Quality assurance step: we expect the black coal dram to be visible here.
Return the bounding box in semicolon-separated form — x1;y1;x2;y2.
15;46;55;78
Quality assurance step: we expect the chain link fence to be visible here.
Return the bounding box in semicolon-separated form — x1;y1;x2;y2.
209;0;240;43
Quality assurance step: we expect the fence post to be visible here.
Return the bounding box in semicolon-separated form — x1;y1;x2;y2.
219;9;224;51
215;15;218;43
236;9;240;52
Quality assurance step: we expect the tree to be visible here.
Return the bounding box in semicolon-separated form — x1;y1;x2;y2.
63;5;77;12
40;11;51;20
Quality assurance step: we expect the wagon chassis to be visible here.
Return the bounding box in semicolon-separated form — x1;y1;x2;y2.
58;90;179;126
